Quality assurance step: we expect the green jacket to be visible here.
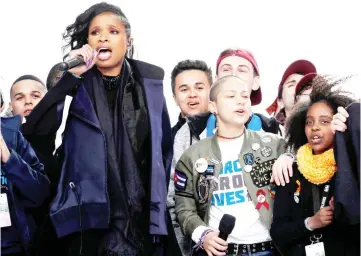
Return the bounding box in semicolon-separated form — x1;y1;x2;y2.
174;129;286;237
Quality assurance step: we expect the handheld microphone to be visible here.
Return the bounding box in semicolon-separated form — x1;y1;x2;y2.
194;214;236;256
218;214;236;241
59;56;85;71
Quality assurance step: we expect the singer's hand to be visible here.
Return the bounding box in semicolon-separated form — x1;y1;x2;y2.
0;133;11;164
68;44;98;76
203;231;228;256
308;206;334;229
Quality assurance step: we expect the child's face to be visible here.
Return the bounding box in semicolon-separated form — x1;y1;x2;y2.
305;101;334;155
211;78;251;127
11;80;46;120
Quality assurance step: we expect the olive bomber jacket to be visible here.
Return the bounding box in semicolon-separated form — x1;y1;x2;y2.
174;129;286;237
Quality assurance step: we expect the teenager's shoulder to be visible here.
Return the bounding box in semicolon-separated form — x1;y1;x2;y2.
250;111;282;135
178;136;212;161
176;121;190;137
247;129;283;142
175;137;213;175
186;136;212;153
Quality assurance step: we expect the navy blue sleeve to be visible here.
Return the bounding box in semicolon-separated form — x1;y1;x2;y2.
1;131;50;208
334;102;360;225
162;98;173;189
22;71;82;135
347;103;360;180
21;72;81;189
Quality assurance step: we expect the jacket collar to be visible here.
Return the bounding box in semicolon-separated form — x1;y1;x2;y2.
126;58;164;81
172;113;186;130
71;84;101;129
187;112;212;140
70;60;164;132
177;113;186;125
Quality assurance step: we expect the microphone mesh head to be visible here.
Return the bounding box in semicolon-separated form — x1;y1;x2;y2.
219;214;236;234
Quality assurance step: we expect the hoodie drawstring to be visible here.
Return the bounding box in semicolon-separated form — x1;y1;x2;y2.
69;182;83;255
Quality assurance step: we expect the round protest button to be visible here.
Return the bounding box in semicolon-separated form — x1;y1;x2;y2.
244;165;253;173
252;143;260;151
195;158;208;173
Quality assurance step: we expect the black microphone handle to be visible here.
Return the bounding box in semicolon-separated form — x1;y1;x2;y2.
59;56;85;71
218;232;228;241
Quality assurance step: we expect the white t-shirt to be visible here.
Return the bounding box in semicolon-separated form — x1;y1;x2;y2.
192;136;271;244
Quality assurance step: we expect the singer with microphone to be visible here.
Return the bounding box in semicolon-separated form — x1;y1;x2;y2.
174;76;286;256
270;78;359;256
24;3;173;256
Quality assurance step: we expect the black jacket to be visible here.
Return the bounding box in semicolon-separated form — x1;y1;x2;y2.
334;102;360;226
21;72;70;255
271;164;358;256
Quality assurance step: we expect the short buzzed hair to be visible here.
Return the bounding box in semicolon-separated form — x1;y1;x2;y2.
209;75;248;101
12;75;45;87
11;75;47;96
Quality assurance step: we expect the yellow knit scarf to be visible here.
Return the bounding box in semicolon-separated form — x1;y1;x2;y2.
297;144;337;185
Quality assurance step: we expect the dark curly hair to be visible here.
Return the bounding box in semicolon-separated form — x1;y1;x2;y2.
62;2;131;57
286;75;356;151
